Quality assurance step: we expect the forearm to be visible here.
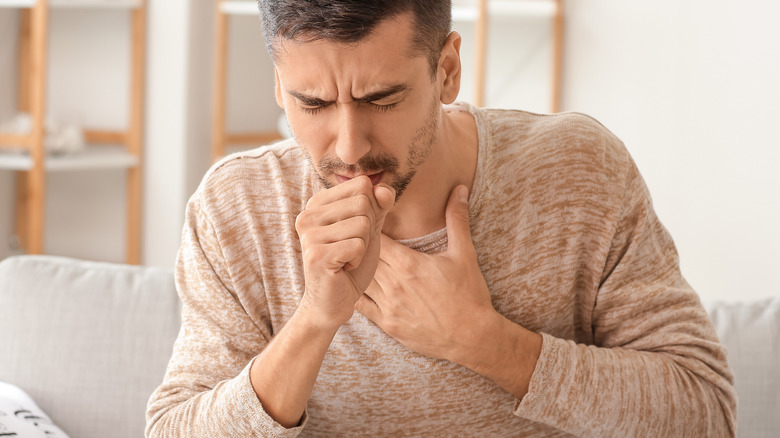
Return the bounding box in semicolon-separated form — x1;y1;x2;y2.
446;310;542;399
515;334;736;437
249;305;340;428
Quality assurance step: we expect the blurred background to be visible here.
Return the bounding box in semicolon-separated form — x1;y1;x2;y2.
0;0;778;302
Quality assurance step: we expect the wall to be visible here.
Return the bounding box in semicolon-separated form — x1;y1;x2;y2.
142;0;193;268
562;0;780;301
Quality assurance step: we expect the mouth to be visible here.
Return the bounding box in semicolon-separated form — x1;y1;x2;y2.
335;171;385;186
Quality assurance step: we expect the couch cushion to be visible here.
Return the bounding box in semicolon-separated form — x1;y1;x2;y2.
704;297;780;438
0;255;179;438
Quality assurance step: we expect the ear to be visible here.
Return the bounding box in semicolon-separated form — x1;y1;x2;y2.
274;69;285;109
438;31;462;105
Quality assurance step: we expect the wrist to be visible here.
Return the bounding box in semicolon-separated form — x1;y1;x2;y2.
448;309;542;399
296;293;351;334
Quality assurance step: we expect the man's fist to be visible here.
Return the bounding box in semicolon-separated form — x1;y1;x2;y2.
296;176;395;330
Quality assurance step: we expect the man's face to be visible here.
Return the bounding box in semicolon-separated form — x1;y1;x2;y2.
273;14;443;199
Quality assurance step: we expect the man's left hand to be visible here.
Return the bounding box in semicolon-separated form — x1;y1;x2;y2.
355;185;497;361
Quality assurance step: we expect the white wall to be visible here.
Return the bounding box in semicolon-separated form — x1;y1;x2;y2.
142;1;193;268
562;0;780;301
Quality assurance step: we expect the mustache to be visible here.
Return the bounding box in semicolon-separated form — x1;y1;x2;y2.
317;153;400;175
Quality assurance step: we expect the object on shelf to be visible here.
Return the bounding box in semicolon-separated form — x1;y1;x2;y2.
0;112;85;155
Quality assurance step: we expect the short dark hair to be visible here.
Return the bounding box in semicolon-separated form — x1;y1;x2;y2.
258;0;452;76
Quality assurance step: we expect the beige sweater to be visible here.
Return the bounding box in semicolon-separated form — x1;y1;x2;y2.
146;104;736;437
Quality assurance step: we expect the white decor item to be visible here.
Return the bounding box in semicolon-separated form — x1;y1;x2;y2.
0;381;70;438
0;112;85;155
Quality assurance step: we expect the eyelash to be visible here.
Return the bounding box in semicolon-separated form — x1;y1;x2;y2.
300;102;397;115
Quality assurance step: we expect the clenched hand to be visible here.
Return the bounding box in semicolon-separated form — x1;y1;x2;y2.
295;176;396;330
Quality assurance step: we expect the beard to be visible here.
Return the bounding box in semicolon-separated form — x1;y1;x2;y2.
303;100;439;202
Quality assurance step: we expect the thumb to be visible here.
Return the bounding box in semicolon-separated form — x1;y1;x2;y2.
373;183;396;227
444;185;473;255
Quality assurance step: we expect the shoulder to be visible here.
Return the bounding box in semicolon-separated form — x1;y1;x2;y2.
189;139;314;219
484;109;628;163
478;109;632;184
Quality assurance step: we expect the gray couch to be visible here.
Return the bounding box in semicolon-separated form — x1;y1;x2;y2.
0;255;778;437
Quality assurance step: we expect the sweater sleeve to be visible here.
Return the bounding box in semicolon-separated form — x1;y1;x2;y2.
145;192;307;437
513;157;737;437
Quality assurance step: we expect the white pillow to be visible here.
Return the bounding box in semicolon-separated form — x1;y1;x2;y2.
0;382;69;438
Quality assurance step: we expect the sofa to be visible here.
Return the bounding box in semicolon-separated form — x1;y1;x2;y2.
0;254;777;437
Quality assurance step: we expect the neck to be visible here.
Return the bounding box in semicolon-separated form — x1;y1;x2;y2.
381;104;478;241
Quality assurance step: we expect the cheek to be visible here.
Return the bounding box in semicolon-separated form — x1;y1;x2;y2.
286;111;330;153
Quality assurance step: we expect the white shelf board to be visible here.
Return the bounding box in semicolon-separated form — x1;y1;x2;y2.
0;0;142;9
0;145;139;171
220;1;257;16
0;0;33;7
453;0;556;21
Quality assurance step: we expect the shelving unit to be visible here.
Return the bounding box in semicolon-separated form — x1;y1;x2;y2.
463;0;563;111
0;0;146;264
211;0;283;162
210;0;563;161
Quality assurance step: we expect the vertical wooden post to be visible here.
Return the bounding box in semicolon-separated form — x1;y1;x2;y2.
14;9;33;252
24;0;49;255
212;0;228;162
126;0;146;264
551;0;564;113
473;0;488;108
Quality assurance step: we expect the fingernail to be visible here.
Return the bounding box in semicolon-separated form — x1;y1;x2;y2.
458;185;468;203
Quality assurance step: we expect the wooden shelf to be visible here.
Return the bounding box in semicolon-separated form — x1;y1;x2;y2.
0;0;142;9
0;145;139;171
5;0;146;264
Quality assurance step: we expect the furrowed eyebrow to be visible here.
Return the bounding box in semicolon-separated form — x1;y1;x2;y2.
353;85;410;103
287;91;329;107
287;84;410;106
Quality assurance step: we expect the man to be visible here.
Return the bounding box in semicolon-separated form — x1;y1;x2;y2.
147;1;736;436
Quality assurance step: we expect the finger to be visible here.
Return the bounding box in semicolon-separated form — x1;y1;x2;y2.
298;195;374;230
444;185;474;256
373;183;396;221
306;175;377;210
365;268;388;304
378;233;414;267
305;237;368;273
302;215;371;248
354;292;382;323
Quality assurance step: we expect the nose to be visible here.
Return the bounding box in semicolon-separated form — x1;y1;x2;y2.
334;104;371;165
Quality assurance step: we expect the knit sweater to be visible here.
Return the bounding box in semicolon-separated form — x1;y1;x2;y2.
146;104;736;437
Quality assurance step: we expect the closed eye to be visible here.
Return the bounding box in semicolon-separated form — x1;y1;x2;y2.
299;102;331;115
366;102;398;112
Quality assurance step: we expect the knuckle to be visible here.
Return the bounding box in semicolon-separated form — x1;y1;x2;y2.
295;210;311;232
354;194;371;212
347;236;368;254
304;245;323;263
355;215;372;233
